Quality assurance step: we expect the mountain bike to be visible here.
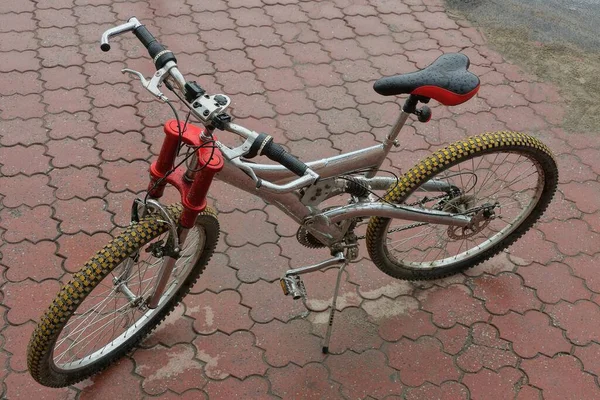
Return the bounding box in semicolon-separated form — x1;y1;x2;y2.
27;18;558;388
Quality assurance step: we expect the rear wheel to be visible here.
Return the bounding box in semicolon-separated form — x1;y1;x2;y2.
27;204;219;387
366;131;558;280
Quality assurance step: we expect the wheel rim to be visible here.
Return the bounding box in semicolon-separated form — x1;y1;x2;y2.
51;225;206;370
383;151;545;269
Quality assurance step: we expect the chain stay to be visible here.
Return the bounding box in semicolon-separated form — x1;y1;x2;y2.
354;195;497;240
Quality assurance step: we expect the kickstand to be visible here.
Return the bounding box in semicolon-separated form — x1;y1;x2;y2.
297;298;311;320
322;260;348;354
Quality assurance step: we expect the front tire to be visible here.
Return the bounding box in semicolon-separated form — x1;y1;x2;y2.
366;131;558;280
27;204;219;387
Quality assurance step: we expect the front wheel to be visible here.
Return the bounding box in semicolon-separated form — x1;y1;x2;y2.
366;131;558;280
27;204;219;387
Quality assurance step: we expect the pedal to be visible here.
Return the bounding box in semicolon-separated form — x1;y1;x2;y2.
280;275;307;300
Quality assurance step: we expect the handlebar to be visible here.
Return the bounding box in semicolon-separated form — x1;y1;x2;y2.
100;18;318;189
100;17;141;51
101;17;177;70
248;134;308;176
133;25;178;70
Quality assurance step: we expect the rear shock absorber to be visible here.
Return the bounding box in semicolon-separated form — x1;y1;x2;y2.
344;176;370;198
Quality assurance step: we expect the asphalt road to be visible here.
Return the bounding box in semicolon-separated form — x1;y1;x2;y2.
446;0;600;51
446;0;600;133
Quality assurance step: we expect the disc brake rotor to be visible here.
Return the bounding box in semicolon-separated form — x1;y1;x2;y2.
447;212;491;239
443;195;496;239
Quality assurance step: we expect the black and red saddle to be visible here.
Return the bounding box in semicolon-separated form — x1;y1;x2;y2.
373;53;480;106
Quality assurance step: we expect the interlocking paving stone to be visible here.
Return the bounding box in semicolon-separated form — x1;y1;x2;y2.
1;0;598;398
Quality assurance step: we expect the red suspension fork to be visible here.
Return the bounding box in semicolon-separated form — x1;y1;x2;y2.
179;146;223;227
145;120;223;309
147;119;223;228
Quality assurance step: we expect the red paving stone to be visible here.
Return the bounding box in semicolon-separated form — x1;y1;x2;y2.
434;323;470;355
522;354;600;400
193;331;268;380
185;289;252;335
546;300;600;346
78;358;144;400
462;367;525;400
492;310;572;358
56;231;112;273
326;349;404;398
228;243;289;283
133;344;206;396
1;241;63;282
0;174;55;208
141;304;197;348
188;253;240;294
519;262;591;304
456;323;518;373
252;319;325;367
268;363;342;399
313;307;384;353
387;336;460;386
0;1;598;398
471;272;542;315
419;284;488;328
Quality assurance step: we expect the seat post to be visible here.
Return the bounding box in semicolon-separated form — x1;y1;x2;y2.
402;94;430;113
402;94;420;113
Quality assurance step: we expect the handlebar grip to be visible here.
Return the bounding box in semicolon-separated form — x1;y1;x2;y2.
261;139;308;177
133;25;177;70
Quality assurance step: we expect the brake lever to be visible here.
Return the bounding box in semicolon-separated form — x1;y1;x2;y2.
122;67;169;101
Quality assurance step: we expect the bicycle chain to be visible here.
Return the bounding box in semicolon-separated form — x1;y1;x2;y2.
356;221;429;240
300;194;455;242
355;194;449;239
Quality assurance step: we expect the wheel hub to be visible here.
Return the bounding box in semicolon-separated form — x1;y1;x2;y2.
446;201;497;240
441;194;476;213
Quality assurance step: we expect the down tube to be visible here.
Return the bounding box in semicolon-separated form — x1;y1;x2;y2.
214;159;312;225
249;144;385;183
214;144;385;224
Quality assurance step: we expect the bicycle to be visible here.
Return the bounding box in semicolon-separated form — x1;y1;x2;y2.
27;18;558;388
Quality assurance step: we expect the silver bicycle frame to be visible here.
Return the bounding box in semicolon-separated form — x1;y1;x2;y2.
214;111;470;245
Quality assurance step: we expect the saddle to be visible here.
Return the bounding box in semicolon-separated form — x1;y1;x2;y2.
373;53;480;106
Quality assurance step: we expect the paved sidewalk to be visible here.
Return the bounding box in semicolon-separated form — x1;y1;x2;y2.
1;0;600;399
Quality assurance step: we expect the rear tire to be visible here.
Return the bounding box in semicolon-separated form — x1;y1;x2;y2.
27;204;219;387
366;131;558;280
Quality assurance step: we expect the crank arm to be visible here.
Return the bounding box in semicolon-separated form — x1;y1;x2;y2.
284;252;346;276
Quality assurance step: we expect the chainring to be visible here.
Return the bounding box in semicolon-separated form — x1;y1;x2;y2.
296;206;360;248
296;227;326;248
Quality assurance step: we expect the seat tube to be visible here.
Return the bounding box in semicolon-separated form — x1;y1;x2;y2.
365;110;411;178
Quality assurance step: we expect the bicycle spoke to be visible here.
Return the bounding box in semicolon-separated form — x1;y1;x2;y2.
382;151;544;269
56;300;129;364
493;168;538;195
60;286;120;333
51;224;206;369
399;227;437;263
457;162;465;191
475;152;510;199
65;309;132;364
477;156;535;199
58;300;132;350
388;226;437;250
